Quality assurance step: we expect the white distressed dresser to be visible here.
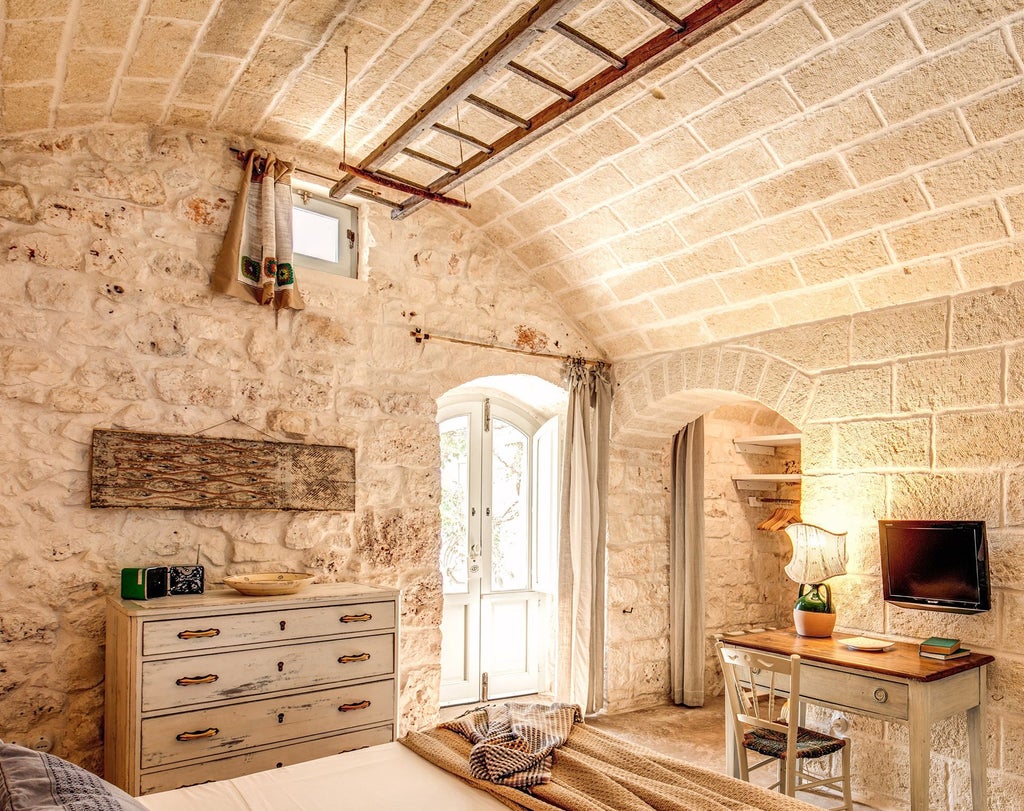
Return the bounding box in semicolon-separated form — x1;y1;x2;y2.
104;581;399;795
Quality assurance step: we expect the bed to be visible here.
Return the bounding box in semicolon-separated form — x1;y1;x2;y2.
140;741;510;811
141;703;816;811
1;706;816;811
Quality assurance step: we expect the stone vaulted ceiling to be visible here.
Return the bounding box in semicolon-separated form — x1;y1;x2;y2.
3;0;1024;362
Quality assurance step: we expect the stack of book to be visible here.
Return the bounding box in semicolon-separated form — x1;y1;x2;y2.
919;636;970;660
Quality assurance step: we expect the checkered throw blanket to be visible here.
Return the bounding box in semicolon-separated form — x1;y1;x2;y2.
439;703;583;788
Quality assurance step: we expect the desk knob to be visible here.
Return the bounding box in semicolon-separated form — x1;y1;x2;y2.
873;687;889;704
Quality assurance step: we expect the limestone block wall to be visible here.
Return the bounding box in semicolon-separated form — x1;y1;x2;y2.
605;402;797;711
611;287;1024;809
461;0;1024;360
0;124;598;774
605;442;669;710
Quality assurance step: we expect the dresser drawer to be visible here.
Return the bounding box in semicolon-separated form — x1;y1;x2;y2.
141;677;395;768
139;724;393;794
800;666;909;721
141;633;395;711
142;600;396;655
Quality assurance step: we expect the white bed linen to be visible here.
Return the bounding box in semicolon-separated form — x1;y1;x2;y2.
139;742;509;811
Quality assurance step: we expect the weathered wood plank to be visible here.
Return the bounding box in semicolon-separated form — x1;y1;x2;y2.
90;429;355;511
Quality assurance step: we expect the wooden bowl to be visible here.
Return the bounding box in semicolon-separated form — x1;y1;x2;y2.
223;572;315;596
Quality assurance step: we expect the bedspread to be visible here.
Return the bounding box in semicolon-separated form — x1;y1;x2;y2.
402;720;815;811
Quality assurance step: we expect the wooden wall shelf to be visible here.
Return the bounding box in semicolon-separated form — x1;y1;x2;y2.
731;473;802;491
732;433;801;455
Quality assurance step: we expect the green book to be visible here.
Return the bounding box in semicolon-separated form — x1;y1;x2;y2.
920;636;960;653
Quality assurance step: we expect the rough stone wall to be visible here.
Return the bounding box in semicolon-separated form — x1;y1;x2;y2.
605;402;797;711
702;403;798;694
611;289;1024;809
0;124;597;774
605;442;669;710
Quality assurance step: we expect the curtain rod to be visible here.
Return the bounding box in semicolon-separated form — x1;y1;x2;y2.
410;328;607;366
227;147;400;210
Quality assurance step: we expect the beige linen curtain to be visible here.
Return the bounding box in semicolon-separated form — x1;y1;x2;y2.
556;359;612;715
211;150;304;311
670;418;705;706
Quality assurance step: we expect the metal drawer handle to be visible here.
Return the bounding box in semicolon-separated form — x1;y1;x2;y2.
177;628;221;640
873;688;889;704
338;653;371;664
338;700;371;712
175;674;219;686
340;613;372;623
176;727;219;741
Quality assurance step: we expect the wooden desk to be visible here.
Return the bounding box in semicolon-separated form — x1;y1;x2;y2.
721;628;993;811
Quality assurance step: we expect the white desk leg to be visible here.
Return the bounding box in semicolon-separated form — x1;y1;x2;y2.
907;682;930;811
966;666;987;811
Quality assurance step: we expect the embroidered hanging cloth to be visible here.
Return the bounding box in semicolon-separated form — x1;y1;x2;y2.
211;150;304;310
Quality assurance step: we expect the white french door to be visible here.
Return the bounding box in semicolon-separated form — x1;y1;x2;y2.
438;397;559;706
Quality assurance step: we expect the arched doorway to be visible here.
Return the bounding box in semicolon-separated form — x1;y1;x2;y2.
437;375;567;707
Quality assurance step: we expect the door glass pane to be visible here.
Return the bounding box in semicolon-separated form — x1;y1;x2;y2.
533;417;559;593
440;415;470;594
491;418;529;591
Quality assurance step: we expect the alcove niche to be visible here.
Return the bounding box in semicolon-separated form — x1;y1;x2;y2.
700;401;800;694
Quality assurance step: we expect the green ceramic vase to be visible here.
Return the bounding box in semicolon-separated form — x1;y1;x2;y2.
794;582;832;613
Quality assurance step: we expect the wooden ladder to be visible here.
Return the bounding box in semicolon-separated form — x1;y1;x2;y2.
329;0;769;218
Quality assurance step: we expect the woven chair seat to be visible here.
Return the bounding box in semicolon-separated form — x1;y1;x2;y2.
743;725;847;760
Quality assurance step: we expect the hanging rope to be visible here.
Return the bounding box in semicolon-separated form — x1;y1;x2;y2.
455;103;468;206
342;45;349;168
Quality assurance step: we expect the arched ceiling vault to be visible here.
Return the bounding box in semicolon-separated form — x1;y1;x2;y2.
4;0;1024;364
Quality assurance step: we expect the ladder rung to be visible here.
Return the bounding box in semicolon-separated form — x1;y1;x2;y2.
630;0;686;29
465;94;531;129
348;187;404;211
375;169;428;192
506;61;575;101
552;21;625;69
401;148;459;174
431;123;494;153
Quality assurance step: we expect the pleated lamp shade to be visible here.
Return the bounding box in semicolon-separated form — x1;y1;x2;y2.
783;523;848;585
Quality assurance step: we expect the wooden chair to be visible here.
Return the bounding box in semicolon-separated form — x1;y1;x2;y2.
716;641;853;810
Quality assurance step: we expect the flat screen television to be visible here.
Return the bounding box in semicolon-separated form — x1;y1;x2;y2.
878;520;991;614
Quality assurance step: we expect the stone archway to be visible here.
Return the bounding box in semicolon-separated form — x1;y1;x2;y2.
611;345;813;446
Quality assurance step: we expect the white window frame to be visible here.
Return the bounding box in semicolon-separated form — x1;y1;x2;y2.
291;182;359;279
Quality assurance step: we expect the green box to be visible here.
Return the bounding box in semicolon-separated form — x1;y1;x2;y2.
120;567;168;600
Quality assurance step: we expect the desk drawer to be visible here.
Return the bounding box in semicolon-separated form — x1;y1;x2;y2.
141;677;395;768
141;633;395;711
139;724;393;794
800;666;908;720
143;601;396;655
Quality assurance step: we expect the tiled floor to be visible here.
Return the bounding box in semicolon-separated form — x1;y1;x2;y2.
441;694;879;810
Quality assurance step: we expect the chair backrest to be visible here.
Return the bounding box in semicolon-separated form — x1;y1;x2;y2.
717;642;802;756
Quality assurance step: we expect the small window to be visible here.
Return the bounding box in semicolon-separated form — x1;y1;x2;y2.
291;189;358;279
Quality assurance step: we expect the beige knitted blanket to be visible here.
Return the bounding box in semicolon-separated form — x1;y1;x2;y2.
401;721;814;811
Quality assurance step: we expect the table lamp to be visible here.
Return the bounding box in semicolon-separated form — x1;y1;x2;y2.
783;522;847;637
